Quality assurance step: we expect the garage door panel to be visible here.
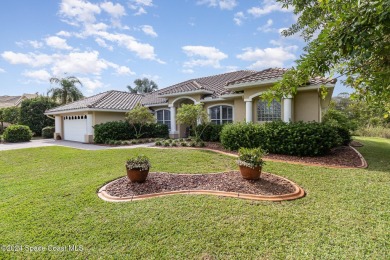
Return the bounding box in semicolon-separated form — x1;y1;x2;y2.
63;115;87;142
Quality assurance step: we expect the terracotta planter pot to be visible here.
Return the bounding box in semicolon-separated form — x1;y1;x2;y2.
126;168;149;183
239;165;261;180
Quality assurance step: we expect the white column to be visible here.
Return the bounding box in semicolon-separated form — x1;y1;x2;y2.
245;101;253;123
86;114;93;135
283;96;293;122
170;106;176;134
54;116;62;139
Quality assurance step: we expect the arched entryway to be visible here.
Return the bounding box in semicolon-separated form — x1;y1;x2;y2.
169;96;198;138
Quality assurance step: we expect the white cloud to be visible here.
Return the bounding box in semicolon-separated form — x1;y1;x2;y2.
1;51;54;67
94;31;164;62
198;0;237;10
128;0;153;15
115;66;135;76
51;51;109;75
78;77;104;92
134;7;146;16
247;0;291;17
23;69;51;82
57;30;72;37
237;46;297;69
0;68;5;73
257;19;274;32
233;12;246;26
182;45;228;69
28;40;44;49
95;38;113;51
181;69;194;74
45;36;72;50
140;25;158;37
59;0;101;26
100;2;126;18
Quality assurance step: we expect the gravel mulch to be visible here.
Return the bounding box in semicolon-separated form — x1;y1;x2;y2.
105;171;296;198
204;142;363;168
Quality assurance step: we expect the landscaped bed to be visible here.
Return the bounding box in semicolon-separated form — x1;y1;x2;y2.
101;171;300;200
153;141;366;168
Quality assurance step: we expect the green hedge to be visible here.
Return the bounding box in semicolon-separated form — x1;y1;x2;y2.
94;121;169;143
221;121;344;156
3;125;33;143
193;124;224;142
42;126;55;139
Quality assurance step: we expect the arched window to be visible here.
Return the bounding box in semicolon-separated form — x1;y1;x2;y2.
156;109;171;130
209;105;233;125
257;99;281;122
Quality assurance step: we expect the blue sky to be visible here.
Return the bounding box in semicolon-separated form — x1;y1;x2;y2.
0;0;349;97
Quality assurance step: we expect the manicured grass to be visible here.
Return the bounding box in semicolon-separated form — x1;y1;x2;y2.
0;138;389;259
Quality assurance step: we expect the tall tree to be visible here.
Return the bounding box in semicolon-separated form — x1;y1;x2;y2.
127;78;158;94
19;97;58;136
3;107;20;125
48;76;84;104
262;0;390;117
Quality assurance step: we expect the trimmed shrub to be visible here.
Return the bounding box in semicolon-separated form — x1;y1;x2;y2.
221;121;342;156
194;123;224;142
42;126;55;139
3;125;33;143
220;122;266;151
94;121;169;143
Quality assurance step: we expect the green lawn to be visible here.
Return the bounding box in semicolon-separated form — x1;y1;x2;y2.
0;138;389;259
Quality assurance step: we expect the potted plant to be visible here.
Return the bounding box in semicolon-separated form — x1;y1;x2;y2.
237;147;266;180
125;155;151;183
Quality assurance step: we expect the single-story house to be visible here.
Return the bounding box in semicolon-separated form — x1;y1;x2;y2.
45;68;335;143
0;93;39;108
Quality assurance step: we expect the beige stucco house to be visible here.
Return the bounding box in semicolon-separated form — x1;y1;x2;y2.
45;68;335;143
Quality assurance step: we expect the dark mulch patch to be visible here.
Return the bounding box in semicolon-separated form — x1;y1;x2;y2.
350;140;364;147
205;142;362;168
105;171;296;197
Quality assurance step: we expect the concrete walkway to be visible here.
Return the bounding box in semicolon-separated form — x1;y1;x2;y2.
0;139;154;151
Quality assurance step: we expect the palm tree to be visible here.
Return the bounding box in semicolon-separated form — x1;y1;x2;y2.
48;76;84;105
127;78;158;94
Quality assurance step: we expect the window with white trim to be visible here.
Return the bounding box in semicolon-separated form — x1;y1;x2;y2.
257;99;281;121
209;105;233;125
156;109;171;130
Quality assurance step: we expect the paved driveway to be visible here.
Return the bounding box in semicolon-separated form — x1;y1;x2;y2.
0;139;154;151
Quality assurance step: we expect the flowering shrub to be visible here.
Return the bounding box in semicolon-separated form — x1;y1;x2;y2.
237;147;266;169
126;155;151;171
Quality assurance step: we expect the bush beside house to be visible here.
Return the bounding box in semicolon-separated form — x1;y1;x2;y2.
221;121;347;156
194;124;224;142
3;125;33;143
42;126;55;139
94;121;168;143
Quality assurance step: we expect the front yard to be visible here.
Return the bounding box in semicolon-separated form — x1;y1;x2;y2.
0;137;389;259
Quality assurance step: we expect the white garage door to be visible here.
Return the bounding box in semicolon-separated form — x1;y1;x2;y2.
63;115;87;142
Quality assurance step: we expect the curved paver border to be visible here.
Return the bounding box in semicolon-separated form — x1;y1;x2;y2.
97;172;306;203
149;145;368;169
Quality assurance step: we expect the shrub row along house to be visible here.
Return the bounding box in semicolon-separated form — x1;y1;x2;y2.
45;68;336;143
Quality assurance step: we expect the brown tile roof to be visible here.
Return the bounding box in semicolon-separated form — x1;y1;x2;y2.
226;68;336;86
0;93;39;108
157;70;256;97
46;90;143;113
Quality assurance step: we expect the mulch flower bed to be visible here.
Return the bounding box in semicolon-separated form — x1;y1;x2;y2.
204;142;363;168
105;171;296;198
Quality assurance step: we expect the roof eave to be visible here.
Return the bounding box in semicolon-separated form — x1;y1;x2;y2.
158;90;214;98
45;108;133;115
225;78;281;91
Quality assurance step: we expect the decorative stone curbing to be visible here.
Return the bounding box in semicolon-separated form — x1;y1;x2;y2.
97;172;306;203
